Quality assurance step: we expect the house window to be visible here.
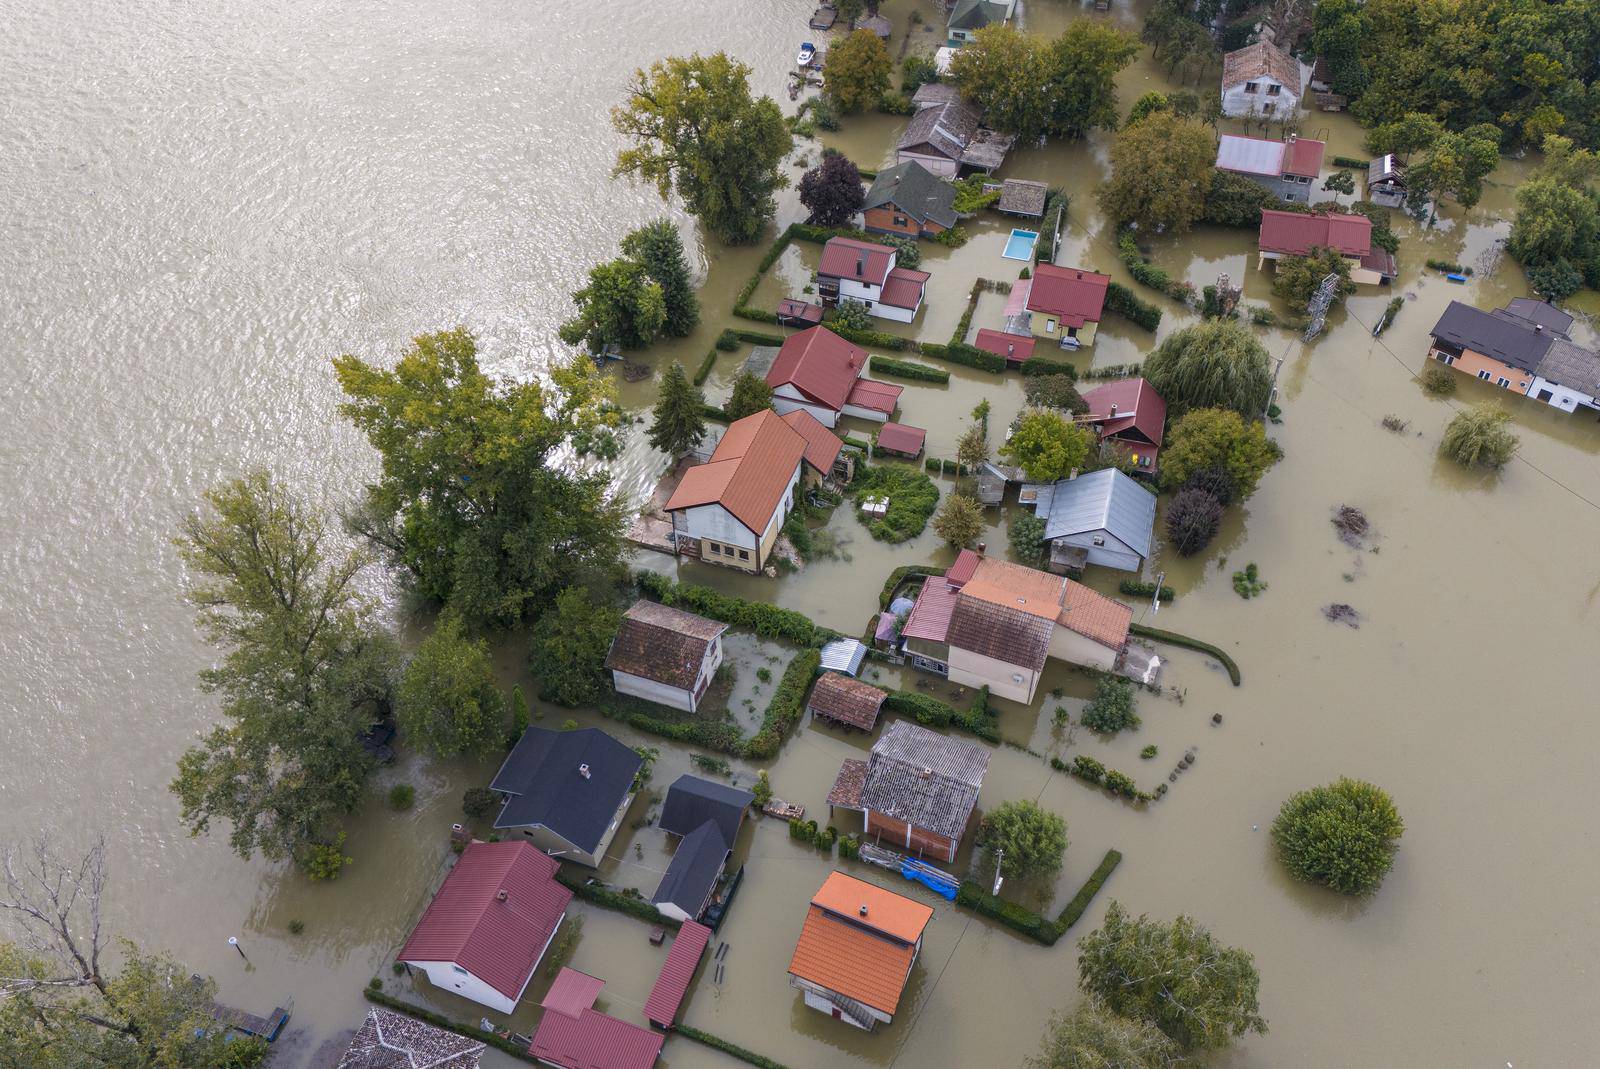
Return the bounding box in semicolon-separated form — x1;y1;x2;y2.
1092;535;1106;546
1477;370;1491;381
1045;318;1057;334
451;965;469;976
1437;353;1456;366
738;549;750;561
1496;377;1512;388
1244;81;1259;94
709;542;722;555
893;214;908;226
1266;84;1281;96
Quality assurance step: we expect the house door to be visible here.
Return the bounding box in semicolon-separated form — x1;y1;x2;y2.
832;1007;842;1020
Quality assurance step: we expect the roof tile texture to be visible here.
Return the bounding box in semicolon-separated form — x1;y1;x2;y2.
767;325;868;410
1025;264;1109;326
604;601;725;690
663;409;806;532
807;672;888;730
1221;41;1301;90
1257;210;1371;258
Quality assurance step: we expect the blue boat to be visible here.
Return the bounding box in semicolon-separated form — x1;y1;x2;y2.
1446;273;1468;283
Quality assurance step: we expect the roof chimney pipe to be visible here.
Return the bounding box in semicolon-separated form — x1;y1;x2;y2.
578;763;591;779
496;889;508;902
1535;323;1544;334
1109;403;1118;417
856;253;865;277
859;904;869;917
977;542;987;555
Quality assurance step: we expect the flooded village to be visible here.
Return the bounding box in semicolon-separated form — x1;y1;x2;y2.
4;1;1600;1068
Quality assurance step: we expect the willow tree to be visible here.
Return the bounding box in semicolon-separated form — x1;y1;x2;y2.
1141;320;1273;418
612;52;793;245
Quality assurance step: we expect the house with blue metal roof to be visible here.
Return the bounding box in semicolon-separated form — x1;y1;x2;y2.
1020;468;1156;573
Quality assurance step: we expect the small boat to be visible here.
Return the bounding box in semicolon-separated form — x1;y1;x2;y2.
763;798;804;820
1446;272;1468;283
797;42;815;67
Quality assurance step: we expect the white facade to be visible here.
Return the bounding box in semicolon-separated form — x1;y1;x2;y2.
1527;376;1598;412
670;464;800;572
836;278;919;323
405;914;564;1014
612;635;722;712
792;977;893;1031
947;646;1040;704
896;149;958;178
675;502;758;552
1049;529;1143;572
773;383;841;427
1046;628;1119;674
841;401;893;423
1221;74;1302;118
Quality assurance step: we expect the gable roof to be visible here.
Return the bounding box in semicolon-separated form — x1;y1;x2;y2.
947;596;1054;674
898;99;981;161
1282;137;1325;179
818;237;896;287
1026;264;1109;326
529;969;664;1069
650;821;729;918
605;601;726;690
396;841;571;1002
945;548;982;586
1429;300;1556;373
960;556;1068;619
861;720;989;840
1257;209;1371;258
1080;378;1167;447
490;728;641;851
997;178;1048;217
659;774;753;843
880;266;931;311
900;575;959;643
1369;154;1403;184
949;0;1010;30
790;906;917;1015
875;422;926;455
1215;134;1287;177
766;326;868;410
1534;337;1600;392
1057;581;1133;650
338;1008;486;1069
643;921;712;1028
846;377;905;415
1221;41;1302;91
912;82;962;108
810;871;935;944
1504;297;1574;335
807;672;888;730
541;969;607;1019
863;162;959;229
663;409;807;533
781;409;844;473
1031;468;1156;559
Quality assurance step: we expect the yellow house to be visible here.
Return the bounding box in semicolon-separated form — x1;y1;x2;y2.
1025;264;1109;349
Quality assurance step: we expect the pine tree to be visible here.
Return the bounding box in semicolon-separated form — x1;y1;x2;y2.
725;372;775;420
621;220;700;337
648;362;707;457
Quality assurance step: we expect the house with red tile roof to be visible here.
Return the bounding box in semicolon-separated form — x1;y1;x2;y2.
1024;264;1109;349
529;968;663;1069
874;422;926;458
397;841;573;1015
1215;134;1325;204
766;326;903;428
973;327;1036;365
817;237;929;323
605;601;727;712
1079;378;1167;477
787;872;934;1031
664;409;816;572
1257;209;1396;284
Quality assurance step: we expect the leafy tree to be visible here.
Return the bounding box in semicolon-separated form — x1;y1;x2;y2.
1028;997;1178;1069
1182;464;1236;505
1200;169;1277;228
1141;0;1220;84
527;586;622;707
621;220;700;337
1126;90;1170;126
1308;0;1368;98
0;842;269;1068
949;26;1058;144
1507;150;1600;291
1537;135;1600;187
826;29;893;113
396;611;506;758
1077;902;1267;1052
798;153;865;227
1322;170;1355;205
1363;112;1443;163
1526;257;1586;301
1159;408;1278;500
1142;321;1273;418
932;492;984;548
1080;676;1139;734
612;53;793;245
1047;22;1140;139
462;786;498;819
1271;246;1356;308
1165;487;1223;556
1440;403;1519;469
1272;778;1404;894
1407;124;1501;217
955;423;990;472
1023;372;1088;412
725;371;775;420
901;55;939;92
999;409;1094;482
336;330;627;629
834;0;864;23
1008;511;1047;567
983;799;1068;880
559;257;666;351
830;299;874;332
648;361;707;457
1097;112;1216;232
170;471;398;872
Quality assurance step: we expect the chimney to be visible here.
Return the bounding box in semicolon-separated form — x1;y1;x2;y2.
1068;468;1079;480
1109;402;1118;417
578;763;591;779
1535;324;1544;334
496;889;508;902
977;542;987;555
859;904;869;917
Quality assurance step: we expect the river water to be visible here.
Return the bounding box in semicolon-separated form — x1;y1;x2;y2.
4;0;1599;1066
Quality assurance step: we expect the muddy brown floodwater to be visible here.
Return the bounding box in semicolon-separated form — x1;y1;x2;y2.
4;0;1599;1066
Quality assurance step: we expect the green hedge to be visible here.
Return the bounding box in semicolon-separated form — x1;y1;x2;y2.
734;305;782;324
1104;281;1162;331
1331;155;1370;170
844;434;873;452
951;280;983;346
744;649;822;760
918;341;1006;374
870;355;949;383
363;988;540;1062
555;868;682;927
597;693;747;755
954;847;1122;944
879;564;946;609
925;457;971;477
1018;357;1078;379
1129;622;1241;685
703;403;731;423
735;327;786;346
1118;580;1174;602
1057;849;1123;930
676;1025;795;1069
693;348;719;386
829;323;908;350
882;690;1000;743
637;572;824;644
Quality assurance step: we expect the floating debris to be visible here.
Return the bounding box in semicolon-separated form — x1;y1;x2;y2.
1323;603;1361;628
1332;505;1371;548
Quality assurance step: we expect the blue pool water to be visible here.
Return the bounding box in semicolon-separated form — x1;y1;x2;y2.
1003;228;1039;261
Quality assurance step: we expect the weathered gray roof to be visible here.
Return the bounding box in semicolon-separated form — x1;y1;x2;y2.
1030;468;1155;559
1430;300;1554;373
949;0;1010;31
339;1008;485;1069
898;99;980;161
1369;154;1403;184
651;820;727;916
861;721;989;840
946;595;1053;674
862;162;958;228
1534;338;1600;393
998;179;1047;217
912;82;961;108
959;127;1016;172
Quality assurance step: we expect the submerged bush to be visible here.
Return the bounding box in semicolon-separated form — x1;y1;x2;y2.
1080;677;1139;734
1165;487;1223;556
1272;778;1404;894
1441;403;1518;469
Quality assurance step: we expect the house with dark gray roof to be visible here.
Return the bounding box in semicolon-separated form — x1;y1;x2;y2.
828;720;989;863
861;161;957;239
490;727;642;867
659;774;753;845
947;0;1014;46
1020;468;1157;573
1428;298;1600;413
651;820;730;924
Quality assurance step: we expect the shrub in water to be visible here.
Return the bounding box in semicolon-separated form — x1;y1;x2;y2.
388;783;415;811
1080;677;1140;734
1272;778;1404;894
1165;487;1223;557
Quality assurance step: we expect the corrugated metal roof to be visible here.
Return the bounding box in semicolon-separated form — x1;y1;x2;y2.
1036;468;1156;559
643;921;712;1027
900;579;958;643
819;638;868;676
541;968;606;1019
818;238;896;287
846;378;903;414
781;409;844;474
973;328;1036;363
880;266;929;311
1215;134;1287;177
1257;210;1371;258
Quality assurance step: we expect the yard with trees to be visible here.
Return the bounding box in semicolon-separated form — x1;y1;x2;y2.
983;799;1068;880
798;153;865;227
999;409;1094;482
824;29;892;113
949;23;1138;145
1507;136;1600;300
1159;408;1278;501
395;611;507;759
648;361;708;457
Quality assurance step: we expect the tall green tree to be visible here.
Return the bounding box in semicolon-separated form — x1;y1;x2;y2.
798;153;866;227
1507;136;1600;295
1308;0;1368;98
1271;246;1356;308
725;371;775;420
950;26;1058;144
1158;408;1279;501
170;471;398;872
1363;112;1443;163
1077;902;1268;1053
621;220;700;337
528;586;622;707
612;52;794;245
825;29;893;113
396;611;506;758
983;799;1068;879
1272;778;1405;894
1407;124;1501;217
1047;22;1141;139
1142;320;1273;418
932;492;984;548
559;257;666;350
335;329;627;629
1028;998;1178;1069
648;361;708;457
999;409;1094;482
1097;112;1216;232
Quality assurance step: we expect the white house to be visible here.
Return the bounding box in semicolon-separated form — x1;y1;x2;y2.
397;841;573;1015
764;326;903;428
788;872;933;1031
664;409;808;570
817;237;929;323
1220;41;1305;118
604;601;727;712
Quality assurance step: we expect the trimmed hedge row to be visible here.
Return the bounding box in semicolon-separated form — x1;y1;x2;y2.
703;403;731;423
925;457;971;477
597;693;747;755
1105;281;1162;331
882;690;1000;743
734;305;781;324
870;355;949;383
830;323;909;350
1129;622;1241;685
744;649;822;760
637;572;823;644
363;988;540;1063
918;341;1007;374
555;868;682;927
879;564;946;609
692;347;718;386
954;846;1123;944
1331;155;1370;170
734;327;785;347
1118;580;1175;602
676;1025;795;1069
1018;357;1078;379
1057;849;1123;930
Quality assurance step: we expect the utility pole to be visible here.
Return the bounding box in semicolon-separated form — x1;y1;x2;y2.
1303;271;1340;343
228;936;246;961
991;848;1004;896
1149;570;1166;617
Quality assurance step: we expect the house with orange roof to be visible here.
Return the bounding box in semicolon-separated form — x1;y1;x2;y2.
766;326;904;427
664;409;837;572
787;871;934;1031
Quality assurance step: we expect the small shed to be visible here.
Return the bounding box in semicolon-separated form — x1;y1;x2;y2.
997;179;1047;218
973;328;1035;365
875;422;926;458
643;921;713;1028
820;637;868;676
808;672;888;732
1367;154;1406;209
651;822;729;924
856;14;891;38
777;298;824;327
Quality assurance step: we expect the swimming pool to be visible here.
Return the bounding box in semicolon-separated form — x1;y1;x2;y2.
1002;228;1039;261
